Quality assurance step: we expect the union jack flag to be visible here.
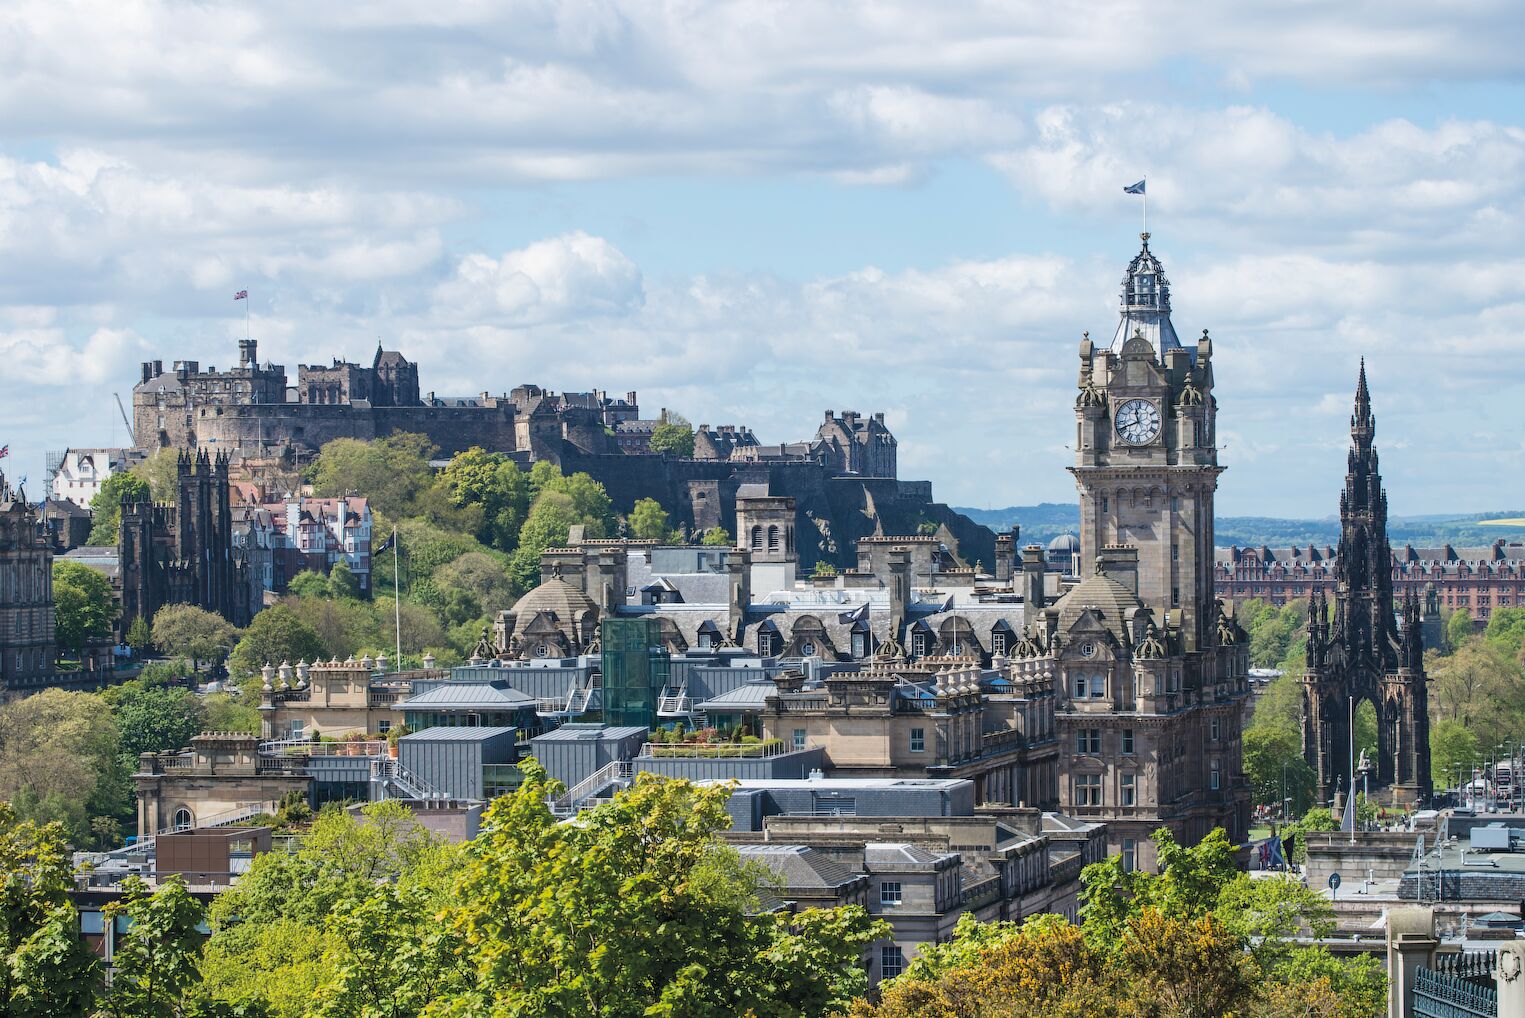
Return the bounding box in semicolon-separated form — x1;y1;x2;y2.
234;290;248;300
0;445;8;459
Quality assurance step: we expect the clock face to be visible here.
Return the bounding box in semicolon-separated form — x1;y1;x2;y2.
1115;399;1161;445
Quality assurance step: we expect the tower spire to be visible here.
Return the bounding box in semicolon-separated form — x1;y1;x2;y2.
1352;357;1373;442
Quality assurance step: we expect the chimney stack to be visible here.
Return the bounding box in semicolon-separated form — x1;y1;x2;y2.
1022;544;1046;610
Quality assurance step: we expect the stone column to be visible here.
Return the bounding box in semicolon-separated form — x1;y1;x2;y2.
1498;941;1525;1017
1385;906;1437;1018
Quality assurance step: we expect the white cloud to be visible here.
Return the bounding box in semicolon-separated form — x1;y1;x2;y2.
432;232;644;325
1;3;1524;516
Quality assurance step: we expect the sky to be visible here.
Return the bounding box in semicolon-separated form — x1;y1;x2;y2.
3;2;1525;518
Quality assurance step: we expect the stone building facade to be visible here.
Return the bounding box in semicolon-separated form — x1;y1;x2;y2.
1302;366;1431;806
0;472;56;694
133;339;517;460
1004;234;1252;871
1216;542;1521;628
120;451;251;632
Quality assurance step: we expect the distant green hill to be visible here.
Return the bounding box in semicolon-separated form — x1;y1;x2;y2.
954;505;1525;550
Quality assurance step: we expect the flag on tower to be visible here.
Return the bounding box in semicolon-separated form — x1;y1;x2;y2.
1123;180;1146;194
234;290;248;300
0;445;8;459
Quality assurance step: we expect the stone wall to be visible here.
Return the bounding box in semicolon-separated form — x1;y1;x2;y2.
191;402;518;458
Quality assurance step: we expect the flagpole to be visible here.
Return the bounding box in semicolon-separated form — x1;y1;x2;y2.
1142;177;1147;235
392;525;402;672
1348;694;1356;841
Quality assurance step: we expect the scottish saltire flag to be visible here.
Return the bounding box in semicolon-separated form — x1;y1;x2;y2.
234;290;248;300
1124;180;1146;194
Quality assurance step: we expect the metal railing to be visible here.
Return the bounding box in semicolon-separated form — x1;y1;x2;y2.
549;760;633;816
259;739;387;757
656;691;692;716
639;739;786;759
371;758;450;801
536;684;595;717
104;803;272;859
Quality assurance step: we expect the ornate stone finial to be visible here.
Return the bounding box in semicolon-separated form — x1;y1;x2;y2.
360;654;374;670
261;662;274;692
1140;231;1150;245
375;652;388;672
295;660;309;681
422;652;436;669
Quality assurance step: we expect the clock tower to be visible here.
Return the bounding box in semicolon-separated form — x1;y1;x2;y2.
1070;233;1220;656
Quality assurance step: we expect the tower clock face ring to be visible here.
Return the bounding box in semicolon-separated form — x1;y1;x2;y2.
1114;398;1161;445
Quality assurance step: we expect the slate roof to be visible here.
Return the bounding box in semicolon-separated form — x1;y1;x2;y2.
399;725;516;742
531;723;648;742
735;845;864;891
695;680;775;712
396;681;535;711
864;842;953;866
1050;571;1146;644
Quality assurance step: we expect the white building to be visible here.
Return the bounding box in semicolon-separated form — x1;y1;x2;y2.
48;448;143;506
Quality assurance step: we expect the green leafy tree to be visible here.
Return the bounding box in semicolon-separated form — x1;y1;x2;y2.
132;447;182;505
628;497;672;541
126;615;152;653
433;551;516;621
441;761;886;1015
649;420;695;457
439;447;531;551
1447;608;1475;651
700;526;732;547
1431;717;1480;791
375;597;447;657
1484;605;1525;657
294;594;384;660
287;570;334;600
0;689;128;844
227;605;326;694
53;560;114;654
104;680;206;767
100;876;208;1018
88;470;151;545
1243;726;1316;816
1252;672;1305;734
1428;637;1523;747
202;693;262;736
151;604;240;671
202;803;453;1017
0;803;101;1017
328;559;362;600
308;433;438;520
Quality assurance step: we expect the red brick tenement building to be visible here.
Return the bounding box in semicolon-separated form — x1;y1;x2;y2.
1214;540;1525;621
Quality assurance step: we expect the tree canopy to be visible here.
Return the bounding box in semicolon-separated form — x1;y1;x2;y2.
227;604;326;693
151;603;240;668
649;415;695;458
855;827;1382;1018
628;497;672;541
87;470;150;545
53;560;114;653
0;689;128;847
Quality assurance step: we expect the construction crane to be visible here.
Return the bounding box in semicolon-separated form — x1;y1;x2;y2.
113;393;133;437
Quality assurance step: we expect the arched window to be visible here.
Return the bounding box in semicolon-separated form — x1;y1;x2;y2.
767;525;780;552
173;807;193;830
750;525;763;549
